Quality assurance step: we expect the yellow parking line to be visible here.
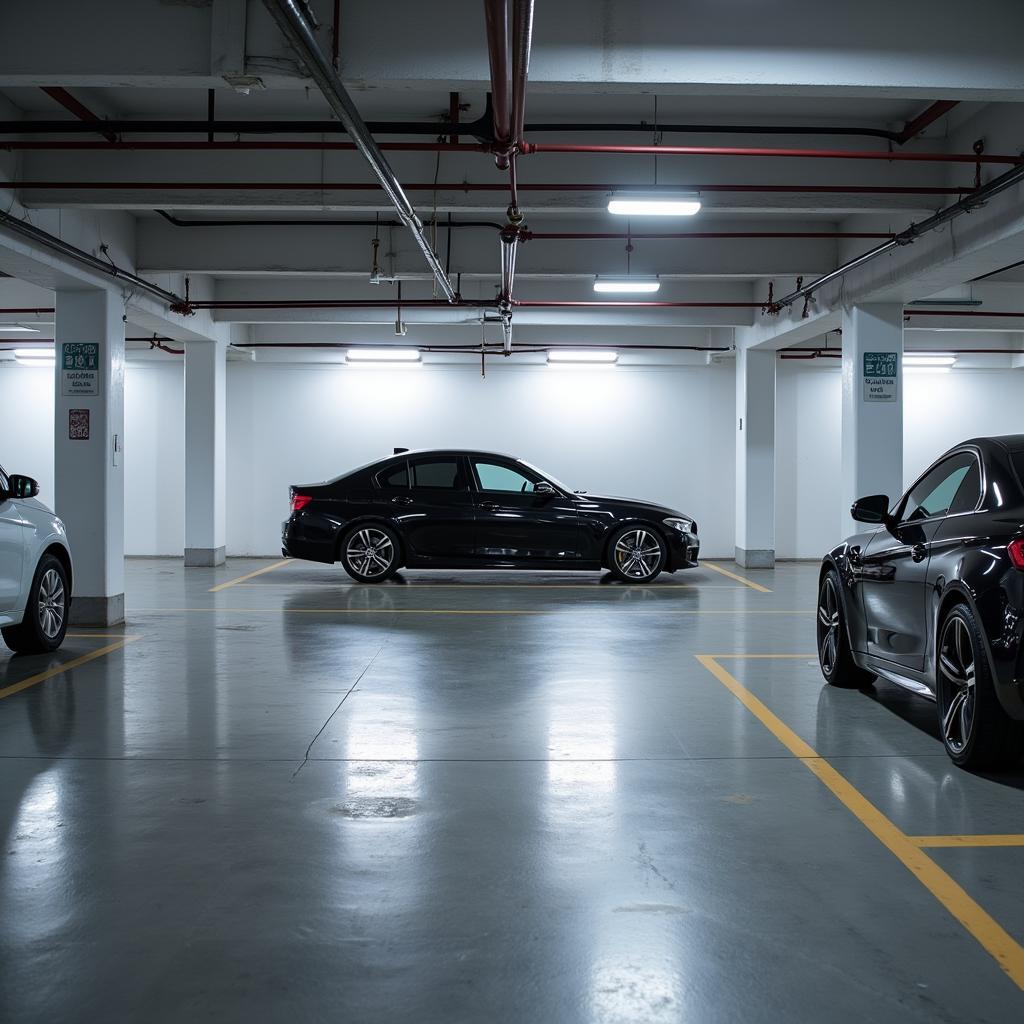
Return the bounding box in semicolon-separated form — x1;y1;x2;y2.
696;654;1024;990
707;653;817;659
208;559;292;593
702;561;772;593
0;639;132;701
909;835;1024;848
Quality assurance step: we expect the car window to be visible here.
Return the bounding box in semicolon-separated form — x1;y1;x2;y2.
473;460;538;493
410;459;464;490
947;459;982;515
900;453;975;523
377;462;409;489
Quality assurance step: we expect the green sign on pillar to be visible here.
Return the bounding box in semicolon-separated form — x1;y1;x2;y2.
862;351;898;403
60;342;100;398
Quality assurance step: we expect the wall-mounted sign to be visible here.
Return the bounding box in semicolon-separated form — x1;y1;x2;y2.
61;342;99;397
863;351;898;403
69;408;90;440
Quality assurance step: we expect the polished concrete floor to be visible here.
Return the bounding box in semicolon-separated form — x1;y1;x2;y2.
1;558;1023;1022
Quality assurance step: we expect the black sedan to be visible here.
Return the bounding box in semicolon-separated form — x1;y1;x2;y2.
818;435;1024;769
283;449;699;584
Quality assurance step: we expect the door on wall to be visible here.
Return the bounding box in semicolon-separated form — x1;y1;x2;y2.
468;457;581;561
0;467;26;612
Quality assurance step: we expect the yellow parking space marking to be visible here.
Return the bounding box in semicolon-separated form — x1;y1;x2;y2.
702;561;772;593
0;638;134;701
909;835;1024;848
66;632;137;638
208;559;292;592
696;654;1024;990
707;653;818;659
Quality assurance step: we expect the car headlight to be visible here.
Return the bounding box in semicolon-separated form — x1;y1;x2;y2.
663;517;696;535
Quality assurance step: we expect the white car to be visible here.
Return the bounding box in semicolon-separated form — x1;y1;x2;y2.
0;465;73;654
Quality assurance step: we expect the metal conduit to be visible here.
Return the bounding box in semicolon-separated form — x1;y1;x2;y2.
484;0;512;169
261;0;456;302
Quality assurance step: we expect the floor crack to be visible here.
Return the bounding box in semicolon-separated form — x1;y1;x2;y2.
291;642;387;780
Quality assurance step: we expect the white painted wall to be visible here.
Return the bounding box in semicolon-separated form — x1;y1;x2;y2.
226;362;738;558
775;363;1024;559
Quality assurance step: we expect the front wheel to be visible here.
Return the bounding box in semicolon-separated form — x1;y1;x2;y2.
339;524;401;583
608;526;666;583
817;569;874;688
936;604;1023;770
1;554;70;654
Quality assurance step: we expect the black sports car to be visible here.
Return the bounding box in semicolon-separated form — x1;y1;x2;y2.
818;435;1024;769
283;449;699;584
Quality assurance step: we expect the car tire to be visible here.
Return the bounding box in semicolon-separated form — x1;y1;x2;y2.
817;568;874;689
339;524;401;583
608;525;667;583
936;603;1024;770
1;554;70;655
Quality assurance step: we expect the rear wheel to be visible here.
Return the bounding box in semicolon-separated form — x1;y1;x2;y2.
936;603;1023;769
339;524;400;583
817;569;874;688
608;526;666;583
1;554;70;654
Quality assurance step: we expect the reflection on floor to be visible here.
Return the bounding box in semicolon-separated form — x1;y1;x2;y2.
0;558;1022;1022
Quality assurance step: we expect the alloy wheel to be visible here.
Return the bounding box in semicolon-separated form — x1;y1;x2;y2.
817;576;840;675
613;529;662;579
37;568;66;639
938;615;976;755
346;528;395;579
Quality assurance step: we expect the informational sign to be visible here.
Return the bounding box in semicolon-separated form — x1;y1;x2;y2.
69;408;90;440
863;351;898;403
61;342;99;397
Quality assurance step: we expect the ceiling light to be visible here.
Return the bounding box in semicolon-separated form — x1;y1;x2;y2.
608;192;701;216
345;348;421;363
903;354;956;366
547;350;618;364
14;353;55;367
593;276;660;294
0;325;40;333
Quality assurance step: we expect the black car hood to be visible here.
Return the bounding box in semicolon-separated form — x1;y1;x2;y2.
574;493;689;519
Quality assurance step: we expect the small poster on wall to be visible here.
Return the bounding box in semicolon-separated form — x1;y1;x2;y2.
69;408;90;440
863;351;898;403
61;342;100;397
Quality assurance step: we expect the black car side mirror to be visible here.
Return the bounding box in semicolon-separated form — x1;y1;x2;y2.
534;481;556;495
851;494;891;526
7;474;40;500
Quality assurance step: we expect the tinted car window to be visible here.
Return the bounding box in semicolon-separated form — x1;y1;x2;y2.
474;460;537;493
378;462;409;488
947;459;982;515
1012;453;1024;492
901;453;975;523
411;459;463;489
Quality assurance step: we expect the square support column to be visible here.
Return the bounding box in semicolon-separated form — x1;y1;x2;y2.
841;304;904;537
735;347;776;568
54;288;125;625
184;339;228;567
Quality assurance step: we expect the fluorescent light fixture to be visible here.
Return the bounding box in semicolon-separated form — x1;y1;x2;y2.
547;349;618;364
907;299;982;307
608;192;701;216
593;276;660;294
903;354;956;366
14;352;55;367
345;348;421;363
0;325;40;333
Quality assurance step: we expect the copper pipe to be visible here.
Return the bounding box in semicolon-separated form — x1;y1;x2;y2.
484;0;511;168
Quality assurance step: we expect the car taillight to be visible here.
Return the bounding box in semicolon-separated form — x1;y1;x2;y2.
291;493;312;512
1008;538;1024;570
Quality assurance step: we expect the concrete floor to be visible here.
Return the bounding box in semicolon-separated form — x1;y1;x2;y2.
1;558;1023;1022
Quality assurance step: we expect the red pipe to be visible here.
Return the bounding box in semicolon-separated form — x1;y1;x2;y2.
40;87;118;144
0;141;489;153
520;142;1022;165
896;101;959;145
484;0;511;169
522;230;895;240
904;309;1024;318
185;299;492;311
3;180;973;196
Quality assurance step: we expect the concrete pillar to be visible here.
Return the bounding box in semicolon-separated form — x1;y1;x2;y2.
54;288;125;625
184;339;228;566
841;303;904;537
735;346;776;568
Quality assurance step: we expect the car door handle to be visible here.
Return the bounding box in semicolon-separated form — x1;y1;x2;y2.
391;495;413;506
911;543;928;563
479;501;500;511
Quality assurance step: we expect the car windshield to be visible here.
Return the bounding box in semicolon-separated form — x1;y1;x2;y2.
516;459;571;493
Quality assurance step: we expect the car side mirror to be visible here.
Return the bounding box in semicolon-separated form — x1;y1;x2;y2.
851;494;891;525
534;481;556;495
8;474;40;500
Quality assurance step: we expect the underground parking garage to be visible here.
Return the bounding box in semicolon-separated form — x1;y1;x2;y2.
3;1;1024;1020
